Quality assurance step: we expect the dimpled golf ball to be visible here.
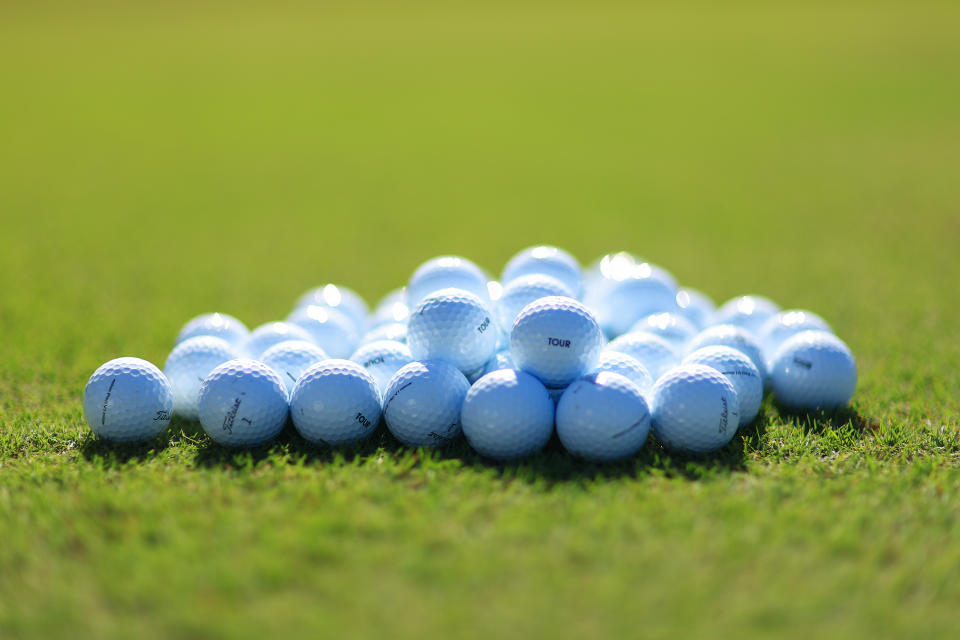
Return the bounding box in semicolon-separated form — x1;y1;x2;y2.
494;274;574;334
461;369;555;460
371;288;410;327
406;288;498;375
259;340;330;395
163;336;240;420
683;346;763;426
197;359;289;448
758;310;833;363
290;360;381;446
589;351;654;394
244;322;315;359
686;324;768;388
712;295;781;336
585;270;678;338
510;296;604;387
349;339;414;395
630;312;698;349
605;331;679;380
382;360;469;447
175;313;250;349
480;350;516;376
651;364;740;456
287;305;360;359
293;284;369;333
361;322;408;347
770;331;857;411
501;246;583;299
83;357;174;443
556;371;651;462
675;288;715;330
406;256;490;308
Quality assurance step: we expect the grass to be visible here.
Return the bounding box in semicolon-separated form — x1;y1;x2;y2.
2;1;960;637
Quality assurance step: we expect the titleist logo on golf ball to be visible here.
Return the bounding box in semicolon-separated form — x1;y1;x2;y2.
222;396;242;434
547;337;571;348
718;396;729;434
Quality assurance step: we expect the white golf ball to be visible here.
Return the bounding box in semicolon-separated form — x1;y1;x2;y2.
770;331;857;411
293;283;369;334
480;350;516;377
287;305;360;359
501;245;583;299
405;256;489;308
494;274;574;334
758;310;833;364
712;295;780;336
349;339;414;396
585;270;678;338
683;346;763;426
556;371;651;462
629;312;698;350
244;322;315;359
83;357;174;443
175;313;249;349
510;296;604;387
589;351;653;394
686;324;768;388
197;359;289;448
406;288;498;375
461;369;555;460
259;340;330;395
361;322;408;346
163;336;240;420
605;331;679;380
675;288;715;330
382;360;470;447
289;360;381;446
651;364;740;456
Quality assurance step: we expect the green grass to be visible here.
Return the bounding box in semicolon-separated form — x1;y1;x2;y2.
2;1;960;637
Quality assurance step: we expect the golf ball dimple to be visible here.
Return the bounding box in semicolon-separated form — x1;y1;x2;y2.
686;324;768;388
650;364;740;456
289;359;382;447
405;256;490;308
293;284;370;334
175;313;250;349
494;274;574;335
461;369;555;460
605;331;679;380
259;340;330;395
244;322;315;359
683;345;763;426
712;295;781;336
510;296;604;388
406;288;498;375
197;359;289;448
163;336;240;420
382;360;470;448
589;351;654;394
770;330;857;411
556;371;651;462
83;357;174;443
630;312;698;350
287;305;360;359
758;310;833;364
501;245;583;299
349;339;414;396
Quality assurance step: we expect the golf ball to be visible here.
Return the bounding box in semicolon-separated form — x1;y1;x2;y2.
406;288;498;375
289;359;381;446
370;288;410;327
293;283;369;334
382;360;470;447
683;345;763;426
361;322;408;346
175;313;250;349
494;274;574;334
556;371;651;462
630;312;698;350
480;350;516;376
651;364;740;456
675;288;715;330
510;296;604;387
461;369;555;460
244;322;315;359
769;330;857;411
758;310;833;364
605;331;679;380
259;340;330;395
197;359;289;448
405;256;490;308
163;336;240;420
501;245;583;299
686;324;768;388
83;357;174;443
589;351;653;394
287;305;360;359
349;339;414;396
585;270;678;338
712;295;780;336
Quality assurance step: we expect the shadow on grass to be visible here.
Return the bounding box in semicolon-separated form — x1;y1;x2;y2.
78;416;195;464
774;404;880;438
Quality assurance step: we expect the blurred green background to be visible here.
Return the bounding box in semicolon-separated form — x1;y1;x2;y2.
1;1;959;638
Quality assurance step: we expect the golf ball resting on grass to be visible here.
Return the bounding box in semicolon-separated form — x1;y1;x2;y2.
83;245;859;461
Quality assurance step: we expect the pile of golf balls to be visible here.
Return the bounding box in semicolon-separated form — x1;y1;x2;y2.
82;247;858;460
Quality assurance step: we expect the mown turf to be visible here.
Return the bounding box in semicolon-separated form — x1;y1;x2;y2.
1;2;959;638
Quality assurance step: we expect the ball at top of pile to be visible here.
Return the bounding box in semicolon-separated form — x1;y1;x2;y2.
82;247;857;461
